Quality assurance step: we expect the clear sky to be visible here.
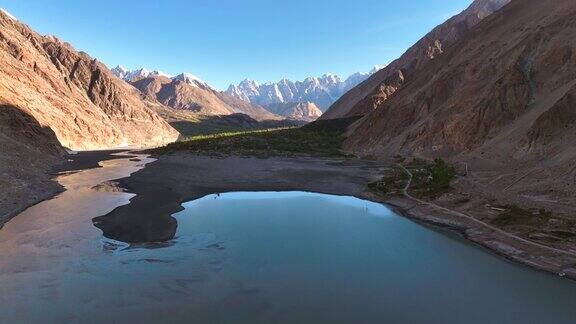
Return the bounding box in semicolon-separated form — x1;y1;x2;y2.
0;0;472;89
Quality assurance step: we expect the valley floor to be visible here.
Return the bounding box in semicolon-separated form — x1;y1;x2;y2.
3;148;576;281
96;152;576;280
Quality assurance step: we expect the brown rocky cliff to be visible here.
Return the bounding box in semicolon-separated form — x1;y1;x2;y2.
0;11;178;150
342;0;576;200
321;0;511;120
266;102;322;122
131;76;173;101
156;79;233;115
216;92;281;121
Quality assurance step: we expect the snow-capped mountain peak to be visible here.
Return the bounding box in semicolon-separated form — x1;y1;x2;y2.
111;66;156;82
226;66;383;112
370;65;385;74
110;65;128;79
149;70;172;78
129;68;150;80
112;65;127;73
111;66;204;87
173;72;206;87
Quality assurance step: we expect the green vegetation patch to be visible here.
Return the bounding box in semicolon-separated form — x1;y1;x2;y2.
490;204;576;244
368;166;409;196
153;117;361;157
170;115;302;137
368;158;456;198
490;205;549;227
408;158;457;198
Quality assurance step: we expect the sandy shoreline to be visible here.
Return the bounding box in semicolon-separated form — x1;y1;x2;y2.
0;150;136;228
93;154;385;243
92;152;576;281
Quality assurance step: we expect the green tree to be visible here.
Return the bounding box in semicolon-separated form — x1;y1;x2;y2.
426;158;456;191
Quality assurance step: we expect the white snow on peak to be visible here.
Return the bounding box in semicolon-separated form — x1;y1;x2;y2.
174;72;208;88
111;65;197;85
134;68;149;74
149;70;172;78
226;64;385;111
111;65;129;80
124;68;150;82
370;65;385;74
0;8;17;21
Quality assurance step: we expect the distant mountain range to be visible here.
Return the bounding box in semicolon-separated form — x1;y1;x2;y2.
112;66;210;88
225;67;384;112
111;67;280;121
112;66;364;121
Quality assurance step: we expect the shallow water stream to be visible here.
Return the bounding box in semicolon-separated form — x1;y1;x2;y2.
0;154;575;323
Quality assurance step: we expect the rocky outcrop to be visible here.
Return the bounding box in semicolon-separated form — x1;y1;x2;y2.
321;0;511;120
155;78;232;114
215;92;281;121
0;10;178;150
266;102;322;122
131;75;173;101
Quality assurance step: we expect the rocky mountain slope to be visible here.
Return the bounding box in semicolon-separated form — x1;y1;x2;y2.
342;0;576;201
226;67;383;113
0;104;64;224
0;11;178;150
114;68;280;121
321;0;511;119
265;102;323;122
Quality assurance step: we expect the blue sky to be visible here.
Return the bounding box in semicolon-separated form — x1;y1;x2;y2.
0;0;472;89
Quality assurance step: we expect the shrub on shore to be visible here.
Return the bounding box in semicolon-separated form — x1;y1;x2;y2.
409;158;456;198
367;166;408;196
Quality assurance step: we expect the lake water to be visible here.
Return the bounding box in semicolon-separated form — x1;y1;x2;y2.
0;154;575;323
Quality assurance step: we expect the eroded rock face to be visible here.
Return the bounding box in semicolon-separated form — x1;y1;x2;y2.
528;85;576;150
321;0;511;120
266;102;323;122
0;11;178;150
